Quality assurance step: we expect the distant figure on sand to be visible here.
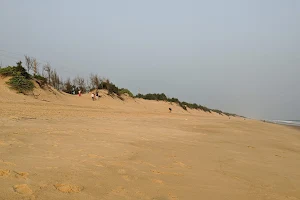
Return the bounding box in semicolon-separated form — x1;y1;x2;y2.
78;90;81;97
91;93;95;101
169;108;172;113
96;91;99;100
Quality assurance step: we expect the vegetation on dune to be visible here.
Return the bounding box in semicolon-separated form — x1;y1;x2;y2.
33;74;47;87
0;61;30;78
88;74;133;99
134;92;237;116
119;88;134;97
62;78;73;94
0;61;34;93
0;66;18;76
7;75;34;93
135;93;168;101
103;80;120;95
0;56;240;117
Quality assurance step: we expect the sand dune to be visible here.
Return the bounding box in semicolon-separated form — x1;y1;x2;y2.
0;77;300;200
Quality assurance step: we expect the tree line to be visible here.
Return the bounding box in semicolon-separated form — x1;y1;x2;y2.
21;56;124;95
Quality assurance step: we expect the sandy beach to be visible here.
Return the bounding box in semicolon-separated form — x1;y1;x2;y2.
0;81;300;200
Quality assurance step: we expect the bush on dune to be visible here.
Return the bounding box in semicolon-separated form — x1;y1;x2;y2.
167;97;180;103
6;75;34;93
108;82;120;95
119;88;134;97
211;109;223;115
1;62;34;93
197;105;211;113
99;80;127;100
100;80;119;95
178;102;187;110
0;62;30;79
134;93;168;101
33;74;47;87
0;66;17;76
223;112;236;117
135;92;238;116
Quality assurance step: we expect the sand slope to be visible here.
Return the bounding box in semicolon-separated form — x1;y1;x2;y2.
0;77;300;200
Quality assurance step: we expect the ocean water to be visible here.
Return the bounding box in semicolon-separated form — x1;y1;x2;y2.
268;120;300;127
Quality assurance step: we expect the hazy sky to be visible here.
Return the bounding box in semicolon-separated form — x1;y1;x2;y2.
1;0;299;120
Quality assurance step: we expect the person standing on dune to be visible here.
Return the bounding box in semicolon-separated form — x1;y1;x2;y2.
96;91;99;100
79;90;81;97
91;93;95;101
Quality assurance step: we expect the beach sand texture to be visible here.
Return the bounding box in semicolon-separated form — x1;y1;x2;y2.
1;77;300;200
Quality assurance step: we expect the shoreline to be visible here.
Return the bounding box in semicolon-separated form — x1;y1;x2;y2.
263;120;300;131
284;124;300;131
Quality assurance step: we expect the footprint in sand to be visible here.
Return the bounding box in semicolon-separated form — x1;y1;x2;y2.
275;154;284;158
173;161;192;169
152;179;164;185
152;197;168;200
0;160;16;166
168;193;179;200
54;184;83;193
151;170;163;175
14;171;29;179
117;169;132;181
110;186;129;197
88;154;105;159
151;169;183;176
117;169;127;175
13;184;33;195
122;175;131;181
152;194;178;200
95;163;105;167
38;183;48;189
174;161;186;168
0;169;11;176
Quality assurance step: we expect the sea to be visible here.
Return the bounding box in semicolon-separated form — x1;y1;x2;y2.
267;120;300;127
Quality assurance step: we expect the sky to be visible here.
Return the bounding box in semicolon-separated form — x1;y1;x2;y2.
0;0;299;120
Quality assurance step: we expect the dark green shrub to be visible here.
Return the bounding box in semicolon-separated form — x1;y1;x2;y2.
108;82;119;95
98;82;104;89
156;93;167;101
167;97;180;103
135;93;144;98
15;61;30;79
212;109;223;115
223;112;236;117
33;74;47;87
119;88;134;97
7;75;34;93
179;102;187;110
0;66;17;76
0;62;30;79
101;81;120;95
135;93;168;101
144;94;157;100
197;105;211;113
